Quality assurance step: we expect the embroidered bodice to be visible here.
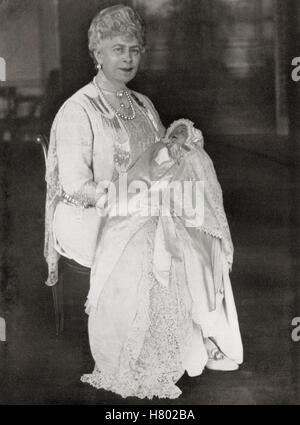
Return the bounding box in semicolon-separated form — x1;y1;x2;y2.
113;102;157;174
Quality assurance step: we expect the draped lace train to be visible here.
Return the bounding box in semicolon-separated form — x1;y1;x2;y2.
81;218;194;399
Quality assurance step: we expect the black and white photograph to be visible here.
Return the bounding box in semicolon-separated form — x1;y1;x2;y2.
0;0;300;408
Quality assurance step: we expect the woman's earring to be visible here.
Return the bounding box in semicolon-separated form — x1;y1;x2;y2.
97;63;103;70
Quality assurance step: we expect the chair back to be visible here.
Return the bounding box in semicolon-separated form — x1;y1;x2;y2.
34;134;49;168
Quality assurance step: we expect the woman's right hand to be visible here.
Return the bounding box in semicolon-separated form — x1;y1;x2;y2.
167;142;190;164
95;181;110;215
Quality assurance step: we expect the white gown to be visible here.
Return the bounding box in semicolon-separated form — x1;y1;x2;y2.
81;141;243;399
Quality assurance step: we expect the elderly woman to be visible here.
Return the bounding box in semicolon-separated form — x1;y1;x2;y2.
45;5;242;400
45;4;164;285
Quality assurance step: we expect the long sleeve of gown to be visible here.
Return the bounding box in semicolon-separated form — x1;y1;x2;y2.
56;101;97;206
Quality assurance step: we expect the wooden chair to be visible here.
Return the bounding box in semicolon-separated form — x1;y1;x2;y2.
34;135;90;335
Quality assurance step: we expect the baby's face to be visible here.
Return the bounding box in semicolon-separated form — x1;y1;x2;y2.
168;124;188;146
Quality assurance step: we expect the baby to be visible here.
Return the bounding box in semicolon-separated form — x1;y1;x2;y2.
96;119;205;212
154;119;203;166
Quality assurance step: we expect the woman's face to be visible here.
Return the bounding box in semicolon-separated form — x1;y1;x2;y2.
96;34;142;86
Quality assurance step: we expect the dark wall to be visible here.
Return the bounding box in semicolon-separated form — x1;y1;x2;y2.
57;0;277;134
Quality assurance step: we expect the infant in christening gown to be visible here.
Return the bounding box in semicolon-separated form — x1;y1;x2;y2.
81;119;243;399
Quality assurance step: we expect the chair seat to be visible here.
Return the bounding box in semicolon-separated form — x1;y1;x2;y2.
61;257;91;275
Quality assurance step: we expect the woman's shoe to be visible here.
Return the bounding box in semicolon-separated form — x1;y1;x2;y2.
206;356;239;371
204;338;239;371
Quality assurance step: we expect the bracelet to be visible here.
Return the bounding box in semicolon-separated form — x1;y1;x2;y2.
61;191;93;208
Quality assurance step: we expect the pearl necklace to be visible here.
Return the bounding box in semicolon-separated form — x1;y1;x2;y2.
93;77;136;121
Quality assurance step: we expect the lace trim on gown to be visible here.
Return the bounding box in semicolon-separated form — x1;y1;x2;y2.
81;217;193;399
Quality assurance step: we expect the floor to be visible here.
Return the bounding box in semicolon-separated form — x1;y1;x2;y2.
0;131;300;405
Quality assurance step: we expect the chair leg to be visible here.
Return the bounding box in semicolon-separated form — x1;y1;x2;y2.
51;285;60;336
58;273;64;333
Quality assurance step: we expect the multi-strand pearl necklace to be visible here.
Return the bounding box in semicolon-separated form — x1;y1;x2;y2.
93;77;136;121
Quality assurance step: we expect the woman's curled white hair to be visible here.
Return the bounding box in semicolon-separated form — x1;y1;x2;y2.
88;4;146;65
